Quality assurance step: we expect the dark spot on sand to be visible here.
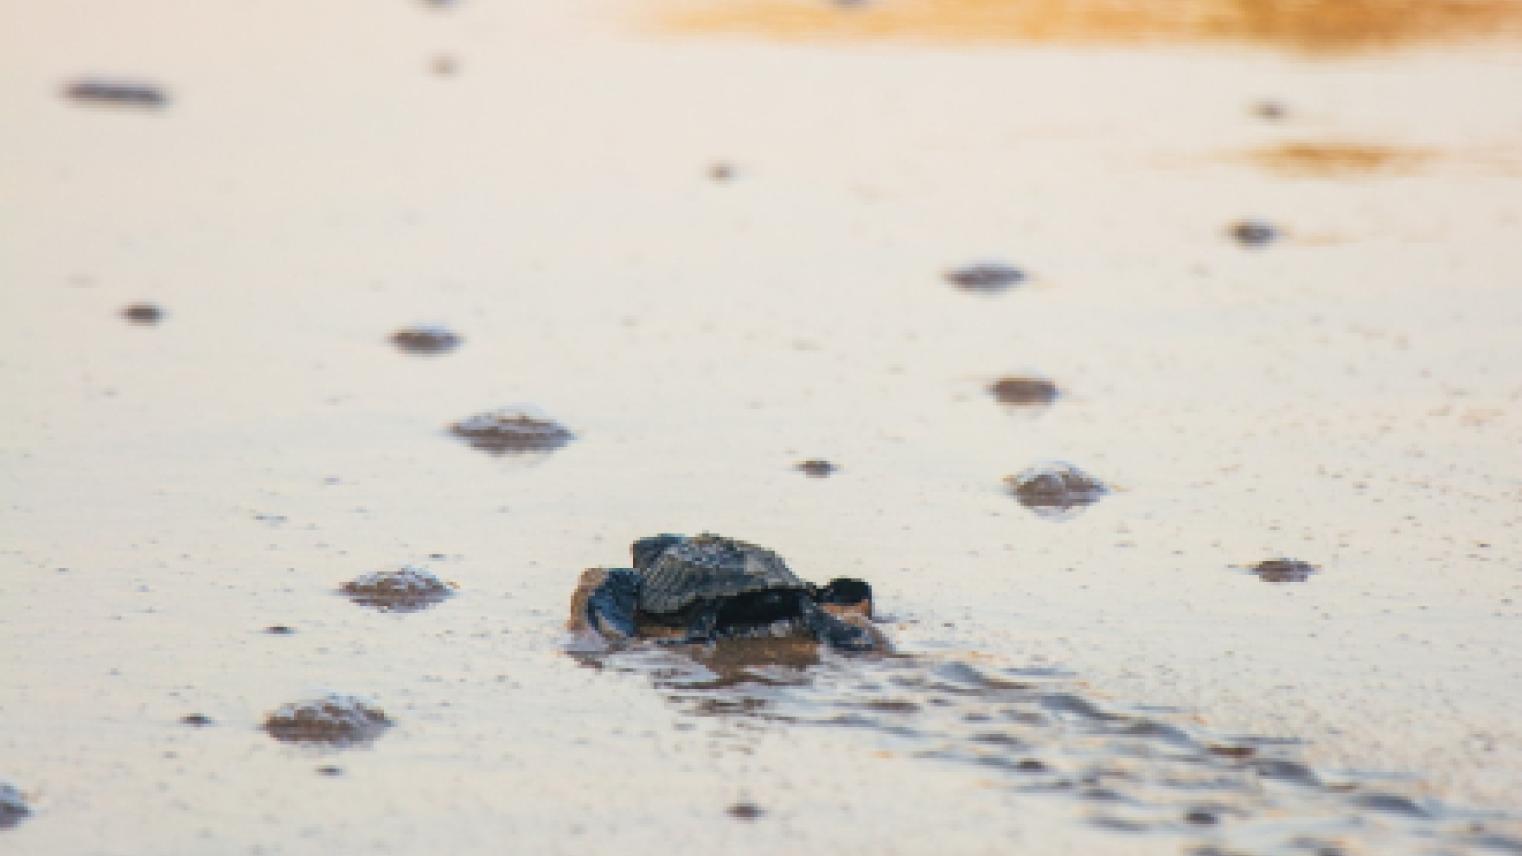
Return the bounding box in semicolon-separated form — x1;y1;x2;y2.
1252;758;1320;786
989;376;1058;406
180;713;214;727
710;162;735;181
796;459;837;477
1229;219;1278;247
431;54;459;76
862;699;920;714
264;694;391;746
1254;100;1287;120
264;625;295;635
64;78;168;108
316;765;343;776
1246;558;1319;583
727;802;764;820
449;407;575;454
390;324;461;354
0;783;30;830
1016;759;1047;772
1353;792;1429;817
1004;462;1107;518
1185;808;1219;825
341;565;454;612
122;303;164;324
945;262;1026;293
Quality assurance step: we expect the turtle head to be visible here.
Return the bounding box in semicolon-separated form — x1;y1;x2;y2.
815;577;873;619
631;533;684;571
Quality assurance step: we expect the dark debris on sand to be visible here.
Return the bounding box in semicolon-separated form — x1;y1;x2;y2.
264;694;392;746
449;407;575;455
0;783;29;830
64;78;168;108
390;324;461;354
121;302;164;324
1229;219;1278;247
945;262;1026;294
1245;558;1320;583
795;459;837;478
341;566;455;612
989;376;1058;406
1005;462;1107;518
727;801;765;820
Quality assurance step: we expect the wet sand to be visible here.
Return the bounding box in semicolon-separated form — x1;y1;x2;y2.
2;0;1521;853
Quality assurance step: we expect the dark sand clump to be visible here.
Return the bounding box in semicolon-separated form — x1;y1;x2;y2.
1005;462;1107;517
64;78;168;108
341;565;454;612
390;324;462;354
0;783;29;830
945;262;1026;294
795;459;837;477
727;802;765;820
1229;219;1278;247
264;695;392;746
1246;558;1320;583
121;303;164;324
989;376;1058;406
449;407;575;454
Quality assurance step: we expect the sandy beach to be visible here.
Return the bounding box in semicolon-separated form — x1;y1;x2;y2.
2;1;1521;853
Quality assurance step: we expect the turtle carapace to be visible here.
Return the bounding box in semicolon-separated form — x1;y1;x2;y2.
575;533;881;652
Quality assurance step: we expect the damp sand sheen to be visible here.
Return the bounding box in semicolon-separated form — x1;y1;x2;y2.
1;0;1521;854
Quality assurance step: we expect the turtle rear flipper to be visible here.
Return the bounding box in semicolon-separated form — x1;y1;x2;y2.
586;569;641;640
800;599;878;652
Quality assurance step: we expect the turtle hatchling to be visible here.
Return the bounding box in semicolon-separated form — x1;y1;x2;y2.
570;533;882;652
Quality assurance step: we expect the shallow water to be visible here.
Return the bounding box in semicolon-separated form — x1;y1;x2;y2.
2;0;1521;853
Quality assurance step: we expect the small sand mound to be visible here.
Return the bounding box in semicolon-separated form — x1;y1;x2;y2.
264;694;392;746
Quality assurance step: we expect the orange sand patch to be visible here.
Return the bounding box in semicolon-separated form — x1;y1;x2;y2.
1248;142;1436;176
657;0;1522;52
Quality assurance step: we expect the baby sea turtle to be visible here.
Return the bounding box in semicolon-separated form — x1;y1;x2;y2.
573;533;880;652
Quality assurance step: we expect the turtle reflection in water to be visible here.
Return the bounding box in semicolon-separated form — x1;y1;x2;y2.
570;533;886;653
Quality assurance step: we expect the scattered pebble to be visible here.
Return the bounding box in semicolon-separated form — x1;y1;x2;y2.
449;406;575;454
390;324;461;354
121;303;164;324
64;78;168;108
1246;558;1320;583
341;565;455;612
180;713;214;727
795;459;837;478
430;54;459;76
0;783;29;829
989;376;1058;406
1184;808;1219;825
264;694;392;746
1004;462;1107;517
709;162;735;181
316;765;343;777
727;802;764;820
1229;219;1278;247
945;262;1026;294
264;625;295;635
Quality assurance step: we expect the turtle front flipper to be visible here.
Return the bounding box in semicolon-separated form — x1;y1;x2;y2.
585;568;641;640
681;601;722;644
799;597;878;652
